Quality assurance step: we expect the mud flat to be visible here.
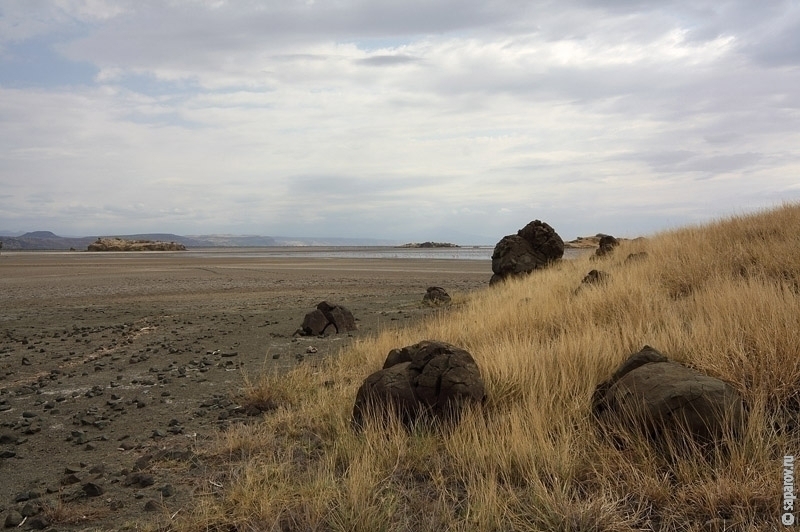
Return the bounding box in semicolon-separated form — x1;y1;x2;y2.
0;251;489;530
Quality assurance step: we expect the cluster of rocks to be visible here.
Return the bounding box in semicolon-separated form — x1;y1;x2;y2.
87;238;186;252
571;231;650;292
0;437;195;529
346;220;743;446
0;315;268;530
350;341;744;455
296;291;455;337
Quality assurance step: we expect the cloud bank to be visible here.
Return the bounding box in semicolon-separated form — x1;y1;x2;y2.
1;0;798;242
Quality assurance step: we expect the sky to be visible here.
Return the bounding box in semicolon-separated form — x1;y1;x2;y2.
1;1;799;244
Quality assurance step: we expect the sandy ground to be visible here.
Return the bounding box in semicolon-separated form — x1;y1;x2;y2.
0;250;490;530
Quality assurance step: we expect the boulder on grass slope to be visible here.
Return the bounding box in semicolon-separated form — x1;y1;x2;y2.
352;340;486;430
490;220;564;284
592;346;745;446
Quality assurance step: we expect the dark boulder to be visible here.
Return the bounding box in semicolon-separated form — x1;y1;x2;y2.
298;301;356;336
300;309;329;336
595;235;619;257
352;340;486;430
592;346;745;446
517;220;566;260
490;220;564;284
422;286;451;306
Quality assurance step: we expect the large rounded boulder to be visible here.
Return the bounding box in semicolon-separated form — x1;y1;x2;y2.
352;340;486;430
298;301;357;336
490;220;564;284
592;346;745;446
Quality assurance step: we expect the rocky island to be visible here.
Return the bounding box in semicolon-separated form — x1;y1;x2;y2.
397;241;460;248
87;237;186;251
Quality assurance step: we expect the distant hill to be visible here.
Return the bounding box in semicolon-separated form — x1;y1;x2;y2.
270;236;399;246
183;234;279;247
0;232;398;250
0;232;96;250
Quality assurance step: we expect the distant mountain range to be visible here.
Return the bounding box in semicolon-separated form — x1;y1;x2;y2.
0;231;400;250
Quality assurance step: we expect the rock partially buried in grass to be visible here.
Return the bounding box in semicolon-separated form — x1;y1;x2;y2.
422;286;451;306
592;346;745;446
352;340;486;430
582;269;609;285
594;234;619;257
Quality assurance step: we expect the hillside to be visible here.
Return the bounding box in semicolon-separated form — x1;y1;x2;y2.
166;203;800;532
0;231;95;250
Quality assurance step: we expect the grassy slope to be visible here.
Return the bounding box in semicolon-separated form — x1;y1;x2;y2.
169;204;800;532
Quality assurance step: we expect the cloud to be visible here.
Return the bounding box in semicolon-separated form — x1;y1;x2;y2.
357;54;421;66
0;1;799;241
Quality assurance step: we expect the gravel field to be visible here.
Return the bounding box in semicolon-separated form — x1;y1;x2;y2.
0;251;490;531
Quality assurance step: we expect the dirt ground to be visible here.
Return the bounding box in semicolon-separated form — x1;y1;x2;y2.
0;250;490;531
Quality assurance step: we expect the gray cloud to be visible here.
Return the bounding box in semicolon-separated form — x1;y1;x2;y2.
0;1;799;241
357;54;421;66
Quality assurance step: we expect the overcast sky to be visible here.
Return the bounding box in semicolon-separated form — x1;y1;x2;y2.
1;1;799;243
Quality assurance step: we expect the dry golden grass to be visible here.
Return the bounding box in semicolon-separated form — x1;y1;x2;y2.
168;203;800;532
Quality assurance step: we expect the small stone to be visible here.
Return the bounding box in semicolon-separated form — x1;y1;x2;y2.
134;454;152;471
124;472;154;488
71;430;88;445
61;473;81;485
27;515;50;530
64;464;84;474
4;510;23;528
20;501;40;517
143;499;162;512
82;482;105;497
160;484;176;497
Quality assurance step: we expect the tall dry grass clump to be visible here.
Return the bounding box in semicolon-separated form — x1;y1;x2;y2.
168;203;800;531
